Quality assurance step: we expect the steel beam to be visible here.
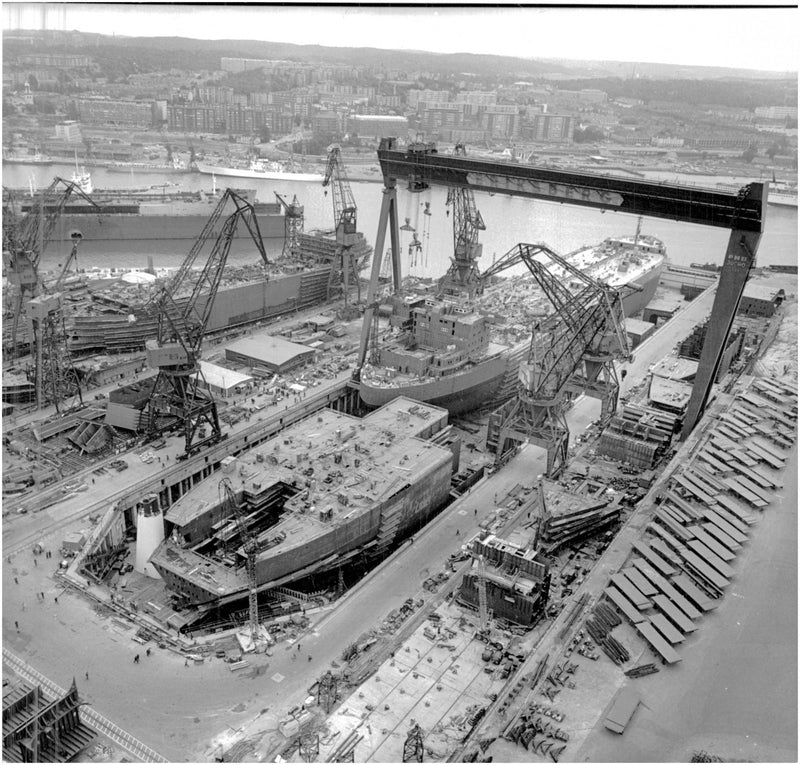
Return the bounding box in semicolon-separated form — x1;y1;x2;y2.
682;197;766;439
377;139;764;232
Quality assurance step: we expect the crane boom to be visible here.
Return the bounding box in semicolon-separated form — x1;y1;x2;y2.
219;478;259;644
146;189;268;456
322;144;357;244
441;143;485;297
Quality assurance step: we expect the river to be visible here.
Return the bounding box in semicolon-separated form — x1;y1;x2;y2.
4;162;797;277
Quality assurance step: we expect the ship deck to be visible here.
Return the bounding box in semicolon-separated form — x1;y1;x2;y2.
154;397;451;594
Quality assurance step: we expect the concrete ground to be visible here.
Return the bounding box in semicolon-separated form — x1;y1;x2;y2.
574;441;797;763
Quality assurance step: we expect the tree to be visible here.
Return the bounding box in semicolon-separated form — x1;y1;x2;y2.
258;125;271;143
740;144;758;163
573;125;605;144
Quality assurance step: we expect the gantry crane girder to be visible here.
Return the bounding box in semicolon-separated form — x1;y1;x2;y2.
440;143;485;298
219;478;260;644
145;189;269;456
358;138;766;437
484;243;631;477
402;724;425;763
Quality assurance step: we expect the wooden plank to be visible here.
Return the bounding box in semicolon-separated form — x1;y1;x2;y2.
702;509;748;543
687;539;736;577
631;559;702;620
632;541;676;577
689;527;736;559
609;573;651;610
697;451;730;475
712;494;756;527
673;473;716;505
679;550;730;590
730;449;757;468
682;469;720;497
636;621;682;664
655;509;693;541
664;492;703;521
652;594;697;633
688;465;728;493
604;586;646;625
701;521;741;552
622;568;658;598
723;478;768;508
750;436;787;462
648;536;682;565
661;503;690;525
728;460;776;489
744;442;784;469
646;524;686;557
672;573;717;612
650;612;685;644
604;687;641;733
728;472;772;503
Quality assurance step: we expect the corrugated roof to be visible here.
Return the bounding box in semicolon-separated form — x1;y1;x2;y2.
195;360;253;391
226;335;314;366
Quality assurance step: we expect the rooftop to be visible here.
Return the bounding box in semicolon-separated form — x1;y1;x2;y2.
225;334;314;366
195;360;253;391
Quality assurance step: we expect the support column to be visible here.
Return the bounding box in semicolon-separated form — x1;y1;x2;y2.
357;180;398;373
682;225;763;439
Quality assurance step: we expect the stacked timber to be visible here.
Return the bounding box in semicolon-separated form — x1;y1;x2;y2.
597;404;680;469
538;480;621;554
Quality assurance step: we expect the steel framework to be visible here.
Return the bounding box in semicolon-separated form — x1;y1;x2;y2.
275;192;304;260
357;138;766;437
219;477;260;645
145;189;269;456
323;144;361;304
402;724;424;763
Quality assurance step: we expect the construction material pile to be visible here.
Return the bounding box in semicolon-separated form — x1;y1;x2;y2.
538;480;622;554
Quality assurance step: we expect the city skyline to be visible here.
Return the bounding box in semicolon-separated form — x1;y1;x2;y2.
3;3;798;73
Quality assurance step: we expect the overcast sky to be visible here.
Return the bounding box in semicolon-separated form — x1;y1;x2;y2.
4;3;798;72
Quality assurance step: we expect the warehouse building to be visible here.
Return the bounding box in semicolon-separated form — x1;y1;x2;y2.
737;284;785;318
194;360;254;398
225;335;315;374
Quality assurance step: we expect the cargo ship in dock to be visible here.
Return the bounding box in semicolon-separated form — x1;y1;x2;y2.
359;232;666;416
9;183;287;257
195;158;323;183
148;397;456;613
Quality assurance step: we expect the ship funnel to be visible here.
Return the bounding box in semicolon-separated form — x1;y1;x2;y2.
134;494;164;579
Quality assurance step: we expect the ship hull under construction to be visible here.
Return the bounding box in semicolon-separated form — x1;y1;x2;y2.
359;258;663;415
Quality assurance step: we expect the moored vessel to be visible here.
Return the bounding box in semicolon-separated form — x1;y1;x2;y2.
195;158;323;183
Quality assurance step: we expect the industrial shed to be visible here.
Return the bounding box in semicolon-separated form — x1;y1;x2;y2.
737;284;785;318
225;335;316;374
624;317;656;348
193;360;254;398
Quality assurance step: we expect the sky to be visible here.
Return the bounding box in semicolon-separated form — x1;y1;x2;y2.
3;3;799;73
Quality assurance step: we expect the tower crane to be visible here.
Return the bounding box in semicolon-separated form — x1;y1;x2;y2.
3;177;96;359
274;192;304;260
322;144;361;305
440;143;485;299
219;477;260;645
482;243;632;476
145;189;268;457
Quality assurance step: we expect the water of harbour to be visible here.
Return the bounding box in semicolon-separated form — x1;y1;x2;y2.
4;162;797;276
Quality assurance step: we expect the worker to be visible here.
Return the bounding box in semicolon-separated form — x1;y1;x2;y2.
455;529;460;537
308;655;312;662
14;621;19;631
146;647;151;657
85;671;89;681
134;654;140;664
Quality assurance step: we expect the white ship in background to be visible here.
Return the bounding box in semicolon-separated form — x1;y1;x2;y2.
195;157;323;182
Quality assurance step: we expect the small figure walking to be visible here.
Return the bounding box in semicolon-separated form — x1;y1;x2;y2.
54;596;58;604
33;558;37;567
474;508;478;516
455;529;460;537
184;659;188;667
85;671;89;681
146;647;151;657
307;655;312;662
134;654;140;664
14;621;19;631
297;643;301;651
14;577;18;585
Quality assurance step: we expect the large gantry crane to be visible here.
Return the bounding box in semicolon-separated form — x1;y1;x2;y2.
357;137;766;438
145;189;268;458
322;144;361;305
219;477;260;645
481;243;632;476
